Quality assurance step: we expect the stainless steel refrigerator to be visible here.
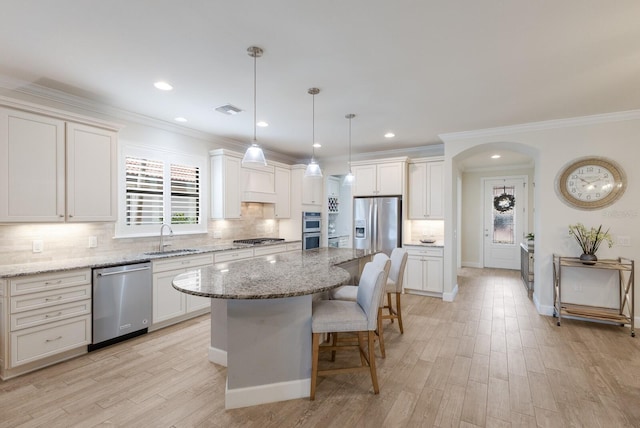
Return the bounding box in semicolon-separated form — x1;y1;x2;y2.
353;196;402;256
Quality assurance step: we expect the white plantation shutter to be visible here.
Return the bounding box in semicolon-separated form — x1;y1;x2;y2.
125;157;164;225
170;163;200;224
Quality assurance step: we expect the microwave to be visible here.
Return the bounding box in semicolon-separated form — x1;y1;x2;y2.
302;212;321;233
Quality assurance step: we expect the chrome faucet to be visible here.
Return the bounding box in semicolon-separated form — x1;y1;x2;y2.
159;223;173;252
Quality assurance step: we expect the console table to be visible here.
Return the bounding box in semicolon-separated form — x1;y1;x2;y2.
552;254;635;337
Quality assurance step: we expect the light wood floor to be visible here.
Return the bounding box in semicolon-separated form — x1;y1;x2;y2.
2;268;640;427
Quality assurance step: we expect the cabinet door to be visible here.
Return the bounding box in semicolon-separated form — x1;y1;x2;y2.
327;177;340;197
302;176;322;206
377;162;404;195
152;270;187;324
186;294;210;313
352;164;377;196
424;257;443;293
426;161;444;219
404;254;424;290
0;108;65;222
274;167;291;218
66;123;117;221
211;154;241;219
408;162;427;219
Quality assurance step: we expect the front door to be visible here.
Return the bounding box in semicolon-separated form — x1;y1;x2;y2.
483;177;526;269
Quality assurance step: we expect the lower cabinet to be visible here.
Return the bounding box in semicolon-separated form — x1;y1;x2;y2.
151;254;214;328
1;269;92;380
403;245;443;296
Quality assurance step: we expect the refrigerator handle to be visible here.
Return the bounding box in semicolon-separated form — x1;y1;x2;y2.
372;199;378;253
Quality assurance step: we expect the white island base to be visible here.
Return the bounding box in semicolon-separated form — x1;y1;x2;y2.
208;296;313;409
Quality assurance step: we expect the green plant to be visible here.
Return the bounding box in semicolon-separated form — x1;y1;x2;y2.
568;223;613;255
525;233;534;241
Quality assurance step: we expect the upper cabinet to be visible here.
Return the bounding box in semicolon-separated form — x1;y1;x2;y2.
0;106;118;223
210;150;242;219
408;158;444;220
351;158;407;197
273;166;291;218
288;165;323;209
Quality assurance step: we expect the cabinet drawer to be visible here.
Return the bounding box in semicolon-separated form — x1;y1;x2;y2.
253;245;287;257
11;284;91;314
214;249;254;263
10;299;91;331
11;315;91;367
10;269;91;296
405;247;443;257
286;243;302;251
152;254;214;273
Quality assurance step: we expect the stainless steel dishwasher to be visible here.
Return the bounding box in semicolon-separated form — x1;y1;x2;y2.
90;262;152;351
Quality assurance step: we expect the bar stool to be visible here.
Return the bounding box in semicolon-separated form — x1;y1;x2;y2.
381;248;408;333
328;253;391;357
310;261;386;400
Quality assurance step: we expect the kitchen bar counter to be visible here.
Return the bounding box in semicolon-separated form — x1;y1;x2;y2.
172;247;372;409
0;241;301;278
172;247;365;299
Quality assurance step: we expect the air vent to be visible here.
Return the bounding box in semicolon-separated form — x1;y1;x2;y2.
215;104;243;115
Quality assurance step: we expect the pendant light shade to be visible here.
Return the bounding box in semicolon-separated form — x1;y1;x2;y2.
242;46;267;166
343;113;356;186
304;88;323;178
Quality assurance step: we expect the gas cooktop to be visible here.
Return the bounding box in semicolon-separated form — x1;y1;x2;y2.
233;238;285;245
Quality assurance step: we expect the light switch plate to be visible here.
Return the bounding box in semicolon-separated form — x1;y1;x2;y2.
32;240;43;253
88;236;98;248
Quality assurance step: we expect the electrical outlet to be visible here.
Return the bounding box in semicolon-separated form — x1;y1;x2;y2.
32;240;43;253
88;236;98;248
617;235;631;246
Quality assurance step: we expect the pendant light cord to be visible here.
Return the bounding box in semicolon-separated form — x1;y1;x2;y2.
348;116;352;168
253;51;257;143
311;92;315;158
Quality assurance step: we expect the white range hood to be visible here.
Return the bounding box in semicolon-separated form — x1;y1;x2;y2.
241;163;276;204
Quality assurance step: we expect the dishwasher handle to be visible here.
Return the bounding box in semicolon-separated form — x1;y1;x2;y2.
97;266;151;277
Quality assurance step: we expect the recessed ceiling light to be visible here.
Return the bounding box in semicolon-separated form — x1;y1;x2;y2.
174;117;187;122
384;132;395;138
256;121;269;127
154;81;173;91
491;154;501;159
313;142;322;148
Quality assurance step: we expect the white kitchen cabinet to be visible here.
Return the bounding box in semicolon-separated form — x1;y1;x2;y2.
210;150;242;219
151;253;214;327
214;248;254;263
1;269;92;379
273;167;291;218
0;107;118;223
253;244;288;257
338;235;350;248
408;158;444;220
327;176;340;198
302;175;323;206
351;158;406;197
403;245;443;296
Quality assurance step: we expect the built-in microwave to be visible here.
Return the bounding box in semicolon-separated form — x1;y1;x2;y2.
302;212;321;233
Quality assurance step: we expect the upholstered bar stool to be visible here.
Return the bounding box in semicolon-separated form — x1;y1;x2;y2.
381;248;408;333
310;261;386;400
328;253;390;357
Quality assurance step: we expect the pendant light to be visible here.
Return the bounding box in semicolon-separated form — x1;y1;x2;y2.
241;46;267;166
304;88;323;178
343;113;356;186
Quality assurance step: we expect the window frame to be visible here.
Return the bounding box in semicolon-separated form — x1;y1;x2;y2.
115;145;207;238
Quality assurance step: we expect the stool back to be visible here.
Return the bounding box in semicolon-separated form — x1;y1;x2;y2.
356;262;387;331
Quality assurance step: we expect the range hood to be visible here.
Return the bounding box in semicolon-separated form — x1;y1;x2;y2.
241;190;276;204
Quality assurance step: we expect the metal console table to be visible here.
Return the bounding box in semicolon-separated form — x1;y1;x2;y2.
552;254;635;337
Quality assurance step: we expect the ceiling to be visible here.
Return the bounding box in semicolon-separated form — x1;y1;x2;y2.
1;1;639;164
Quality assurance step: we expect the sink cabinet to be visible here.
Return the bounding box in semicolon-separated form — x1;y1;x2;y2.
403;245;444;296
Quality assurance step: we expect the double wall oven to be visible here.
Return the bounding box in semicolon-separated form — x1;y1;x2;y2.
302;211;321;250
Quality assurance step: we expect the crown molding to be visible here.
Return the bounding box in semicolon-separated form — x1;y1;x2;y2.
308;143;444;165
439;110;640;142
461;161;535;173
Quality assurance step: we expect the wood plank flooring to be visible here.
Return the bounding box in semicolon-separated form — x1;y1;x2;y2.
2;267;640;427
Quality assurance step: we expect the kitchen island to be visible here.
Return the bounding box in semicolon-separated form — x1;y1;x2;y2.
172;247;371;409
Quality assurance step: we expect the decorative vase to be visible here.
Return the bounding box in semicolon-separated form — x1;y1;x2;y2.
579;253;597;265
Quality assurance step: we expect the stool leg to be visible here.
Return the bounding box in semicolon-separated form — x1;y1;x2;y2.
330;332;338;362
396;293;404;334
368;330;380;394
310;333;320;400
386;292;394;323
377;307;386;358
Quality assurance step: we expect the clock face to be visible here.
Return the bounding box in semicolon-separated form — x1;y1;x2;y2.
556;157;626;210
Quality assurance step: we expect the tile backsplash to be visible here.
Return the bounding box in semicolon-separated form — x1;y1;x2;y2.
0;203;279;265
409;220;444;242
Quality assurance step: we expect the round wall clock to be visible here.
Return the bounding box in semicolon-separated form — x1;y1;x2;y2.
555;156;626;210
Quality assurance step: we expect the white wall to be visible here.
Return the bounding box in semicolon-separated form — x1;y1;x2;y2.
442;111;640;321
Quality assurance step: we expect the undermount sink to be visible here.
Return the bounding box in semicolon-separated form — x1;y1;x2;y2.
144;248;199;256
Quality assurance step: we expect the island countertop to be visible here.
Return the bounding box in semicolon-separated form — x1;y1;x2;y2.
173;247;370;299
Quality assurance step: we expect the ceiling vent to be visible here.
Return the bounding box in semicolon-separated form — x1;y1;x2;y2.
215;104;243;115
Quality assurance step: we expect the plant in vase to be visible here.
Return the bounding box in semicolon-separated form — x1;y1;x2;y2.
568;223;613;264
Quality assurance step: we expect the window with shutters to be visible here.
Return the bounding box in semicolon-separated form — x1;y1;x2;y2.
116;147;206;237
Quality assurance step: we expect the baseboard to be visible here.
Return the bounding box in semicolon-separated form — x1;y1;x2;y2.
442;283;459;302
208;346;227;367
225;377;311;409
461;261;483;268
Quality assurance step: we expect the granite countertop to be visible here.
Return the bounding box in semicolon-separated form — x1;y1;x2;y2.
173;247;371;300
0;241;301;278
404;240;444;248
